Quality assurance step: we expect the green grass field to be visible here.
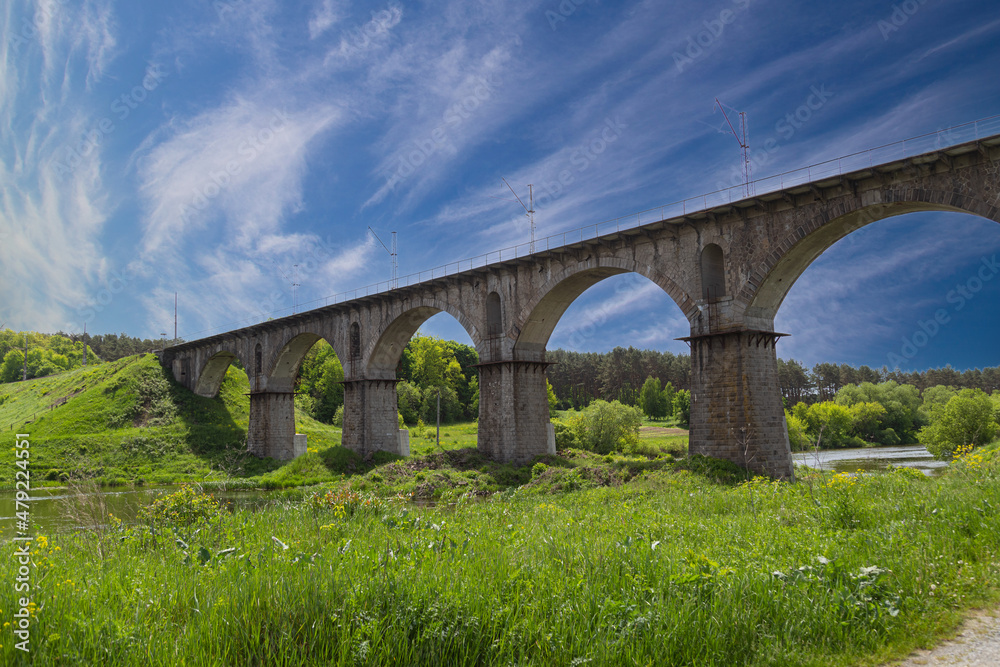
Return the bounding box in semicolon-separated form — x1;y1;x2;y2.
3;447;1000;665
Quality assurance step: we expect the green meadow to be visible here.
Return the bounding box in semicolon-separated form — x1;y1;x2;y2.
2;449;1000;665
3;354;1000;664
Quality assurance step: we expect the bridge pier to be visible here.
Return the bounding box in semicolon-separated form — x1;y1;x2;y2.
477;361;552;463
248;391;297;460
687;330;794;479
342;379;402;456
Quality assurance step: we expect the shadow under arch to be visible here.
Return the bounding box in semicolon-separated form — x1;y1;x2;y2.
745;195;1000;327
365;302;480;378
513;261;690;361
194;349;249;398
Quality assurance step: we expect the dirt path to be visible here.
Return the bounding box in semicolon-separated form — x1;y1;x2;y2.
889;611;1000;666
638;426;688;436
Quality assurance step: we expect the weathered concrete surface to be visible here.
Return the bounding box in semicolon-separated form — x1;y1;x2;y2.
160;135;1000;476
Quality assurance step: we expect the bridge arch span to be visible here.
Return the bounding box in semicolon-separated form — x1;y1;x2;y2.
513;258;691;361
743;189;1000;328
193;347;249;398
265;331;342;393
364;300;479;378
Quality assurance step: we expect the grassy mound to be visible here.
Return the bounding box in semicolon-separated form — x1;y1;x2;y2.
0;354;345;486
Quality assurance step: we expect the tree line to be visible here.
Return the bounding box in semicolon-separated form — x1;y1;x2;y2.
785;380;1000;460
0;329;183;383
546;347;691;409
56;331;178;362
0;330;100;382
778;359;1000;404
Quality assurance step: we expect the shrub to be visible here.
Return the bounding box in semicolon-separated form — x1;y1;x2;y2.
332;405;344;427
920;389;998;459
570;400;642;455
552;420;579;449
139;486;222;527
673;390;691;428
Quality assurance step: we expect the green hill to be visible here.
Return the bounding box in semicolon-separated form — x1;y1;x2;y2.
0;354;347;486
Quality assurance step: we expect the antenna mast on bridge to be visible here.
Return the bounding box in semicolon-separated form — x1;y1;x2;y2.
501;178;535;253
368;227;398;289
271;260;301;315
715;98;753;197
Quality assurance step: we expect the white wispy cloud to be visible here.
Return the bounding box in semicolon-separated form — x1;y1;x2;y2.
309;0;345;40
0;1;120;332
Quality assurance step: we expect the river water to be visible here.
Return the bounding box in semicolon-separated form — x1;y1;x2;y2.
0;485;279;539
792;444;947;475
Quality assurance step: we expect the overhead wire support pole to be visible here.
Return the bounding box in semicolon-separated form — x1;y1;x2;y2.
368;226;398;289
715;98;753;197
270;260;300;315
502;177;535;253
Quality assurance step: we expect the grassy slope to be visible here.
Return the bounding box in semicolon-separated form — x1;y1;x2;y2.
0;354;347;485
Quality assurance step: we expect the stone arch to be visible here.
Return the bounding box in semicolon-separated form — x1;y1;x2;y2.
513;258;691;361
743;191;1000;328
194;348;248;398
266;332;326;393
365;300;479;378
700;243;727;302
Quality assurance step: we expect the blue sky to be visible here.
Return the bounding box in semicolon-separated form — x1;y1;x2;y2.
1;0;999;372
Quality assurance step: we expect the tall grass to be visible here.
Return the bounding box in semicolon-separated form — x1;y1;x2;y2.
3;445;1000;665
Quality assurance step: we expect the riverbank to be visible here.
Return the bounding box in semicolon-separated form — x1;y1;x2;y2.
3;443;999;665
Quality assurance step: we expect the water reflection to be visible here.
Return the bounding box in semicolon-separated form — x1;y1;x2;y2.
792;444;948;475
0;485;279;539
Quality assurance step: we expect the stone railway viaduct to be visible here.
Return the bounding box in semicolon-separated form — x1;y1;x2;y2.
160;135;1000;478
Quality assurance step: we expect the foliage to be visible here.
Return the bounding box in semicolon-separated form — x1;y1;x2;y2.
781;359;1000;406
835;381;924;443
55;330;171;361
785;412;812;451
546;379;558;416
546;346;691;409
778;358;814;403
397;380;424;425
921;384;958;419
639;376;669;420
296;340;344;423
567;399;643;454
661;381;676;419
0;329;101;382
919;388;999;460
397;335;478;423
552;419;580;449
138;485;223;527
672;389;691;428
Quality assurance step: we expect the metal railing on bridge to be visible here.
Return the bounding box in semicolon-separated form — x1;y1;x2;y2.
178;114;1000;343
